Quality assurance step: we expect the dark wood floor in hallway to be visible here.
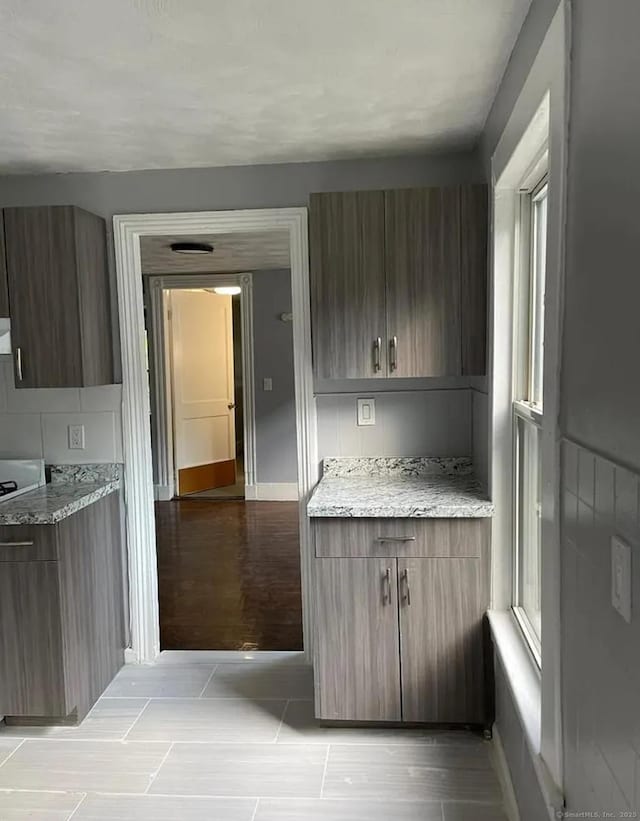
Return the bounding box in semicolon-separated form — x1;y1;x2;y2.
156;500;303;651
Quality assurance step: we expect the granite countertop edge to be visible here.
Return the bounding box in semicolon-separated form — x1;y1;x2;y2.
307;503;495;519
0;480;120;526
307;457;494;519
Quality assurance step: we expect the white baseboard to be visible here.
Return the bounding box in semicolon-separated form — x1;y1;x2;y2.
491;724;521;821
154;484;172;501
245;482;299;501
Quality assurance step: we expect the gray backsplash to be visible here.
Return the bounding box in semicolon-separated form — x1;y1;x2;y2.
316;389;472;466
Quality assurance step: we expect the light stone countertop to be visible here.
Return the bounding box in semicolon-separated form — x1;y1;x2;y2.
0;464;121;525
307;457;493;518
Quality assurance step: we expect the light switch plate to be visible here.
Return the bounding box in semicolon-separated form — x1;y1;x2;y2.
611;535;632;623
357;397;376;426
263;377;273;391
68;424;86;450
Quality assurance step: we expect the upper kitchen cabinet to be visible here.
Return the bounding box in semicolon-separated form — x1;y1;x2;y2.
309;184;488;379
385;187;461;377
3;206;115;388
310;191;387;378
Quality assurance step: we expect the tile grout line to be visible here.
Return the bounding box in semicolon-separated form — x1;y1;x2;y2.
273;699;289;743
144;742;174;795
65;792;87;821
0;738;26;769
319;743;331;798
94;695;307;701
197;665;218;698
121;699;152;741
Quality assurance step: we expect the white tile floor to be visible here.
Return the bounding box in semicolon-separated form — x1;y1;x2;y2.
0;654;508;820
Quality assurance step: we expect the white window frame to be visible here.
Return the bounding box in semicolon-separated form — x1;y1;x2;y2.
488;3;569;797
511;169;548;666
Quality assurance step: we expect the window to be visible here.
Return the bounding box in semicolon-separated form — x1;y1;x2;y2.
512;177;548;663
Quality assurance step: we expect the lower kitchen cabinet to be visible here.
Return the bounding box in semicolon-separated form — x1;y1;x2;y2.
398;558;486;723
0;493;125;724
314;558;401;722
313;519;490;725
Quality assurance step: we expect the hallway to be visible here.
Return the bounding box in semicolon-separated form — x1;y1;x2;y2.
155;500;303;651
0;655;508;819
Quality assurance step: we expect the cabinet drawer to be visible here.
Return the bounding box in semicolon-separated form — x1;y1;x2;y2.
0;525;58;562
314;518;488;558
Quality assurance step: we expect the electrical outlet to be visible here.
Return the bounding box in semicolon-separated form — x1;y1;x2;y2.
263;377;273;391
68;424;85;450
357;397;376;426
611;535;632;623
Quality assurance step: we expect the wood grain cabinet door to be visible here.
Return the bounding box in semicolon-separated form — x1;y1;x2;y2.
0;560;68;717
309;191;387;378
3;206;113;388
314;558;401;721
384;187;462;377
398;558;486;724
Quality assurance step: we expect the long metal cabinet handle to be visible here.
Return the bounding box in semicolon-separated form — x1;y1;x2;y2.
402;568;411;606
373;337;382;372
390;336;398;372
376;536;416;543
15;347;23;382
383;567;392;605
0;541;34;548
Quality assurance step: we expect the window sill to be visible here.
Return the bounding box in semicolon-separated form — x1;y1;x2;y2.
488;610;564;819
488;608;541;754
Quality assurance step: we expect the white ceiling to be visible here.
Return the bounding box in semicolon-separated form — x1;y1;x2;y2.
0;0;531;174
140;231;290;274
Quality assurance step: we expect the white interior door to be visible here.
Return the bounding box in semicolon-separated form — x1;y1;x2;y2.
169;289;235;495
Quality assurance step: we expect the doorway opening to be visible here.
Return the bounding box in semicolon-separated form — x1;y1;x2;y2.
146;272;257;504
142;245;303;652
168;286;244;500
114;209;315;664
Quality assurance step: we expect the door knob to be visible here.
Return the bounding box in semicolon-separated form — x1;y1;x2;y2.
228;403;236;410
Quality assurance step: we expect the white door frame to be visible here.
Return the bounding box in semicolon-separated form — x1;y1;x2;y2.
147;272;256;501
113;208;317;664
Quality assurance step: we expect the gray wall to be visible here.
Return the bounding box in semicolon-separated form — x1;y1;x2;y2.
560;1;640;812
317;388;472;467
0;151;482;216
480;0;561;170
495;657;547;821
485;0;640;814
472;388;489;488
252;269;297;484
560;0;640;473
0;150;484;477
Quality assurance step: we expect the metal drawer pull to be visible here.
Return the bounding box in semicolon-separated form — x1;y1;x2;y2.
0;541;35;548
373;337;382;372
390;336;398;372
376;536;416;543
402;568;411;606
382;567;392;605
15;347;24;382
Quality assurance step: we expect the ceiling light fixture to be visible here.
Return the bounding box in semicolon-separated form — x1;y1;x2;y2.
213;286;241;296
170;242;214;254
